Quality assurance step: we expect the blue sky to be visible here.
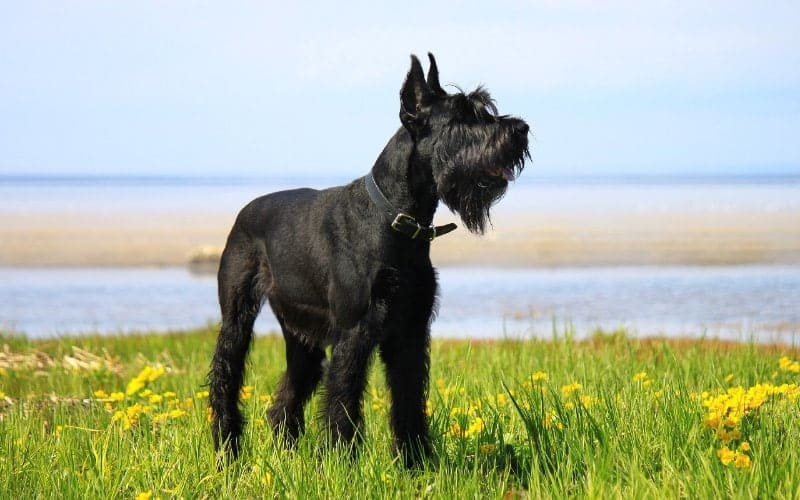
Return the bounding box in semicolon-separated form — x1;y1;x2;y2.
1;1;798;178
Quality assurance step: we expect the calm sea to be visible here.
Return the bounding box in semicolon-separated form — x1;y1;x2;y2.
2;174;800;217
1;175;799;342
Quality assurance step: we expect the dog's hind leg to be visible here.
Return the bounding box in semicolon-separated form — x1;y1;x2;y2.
267;320;326;443
208;241;262;459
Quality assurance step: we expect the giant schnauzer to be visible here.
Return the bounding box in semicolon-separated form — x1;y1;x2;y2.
209;53;530;468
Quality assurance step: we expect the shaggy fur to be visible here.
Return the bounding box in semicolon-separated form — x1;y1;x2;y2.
208;53;530;468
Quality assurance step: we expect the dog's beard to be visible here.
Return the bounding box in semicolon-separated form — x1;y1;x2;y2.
434;138;528;234
439;176;507;234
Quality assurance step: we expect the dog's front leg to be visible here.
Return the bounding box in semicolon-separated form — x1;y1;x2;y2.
380;273;434;469
379;327;432;468
324;322;379;449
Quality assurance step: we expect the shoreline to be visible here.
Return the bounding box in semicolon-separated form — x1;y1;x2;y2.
2;210;799;267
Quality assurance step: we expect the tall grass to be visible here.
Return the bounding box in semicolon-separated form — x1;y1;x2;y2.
1;328;798;498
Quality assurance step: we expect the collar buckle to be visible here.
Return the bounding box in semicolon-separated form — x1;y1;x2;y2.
391;213;423;239
367;171;457;241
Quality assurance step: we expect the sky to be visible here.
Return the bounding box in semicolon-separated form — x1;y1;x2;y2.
0;1;798;179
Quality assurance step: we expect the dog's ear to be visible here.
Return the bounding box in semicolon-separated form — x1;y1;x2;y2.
400;54;432;132
426;53;446;96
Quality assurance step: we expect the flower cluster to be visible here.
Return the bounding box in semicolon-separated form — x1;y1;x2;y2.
700;355;800;470
93;364;191;431
779;356;800;373
433;371;609;447
717;443;752;470
125;365;165;396
432;378;486;439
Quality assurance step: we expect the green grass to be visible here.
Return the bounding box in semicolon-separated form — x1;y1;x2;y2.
1;327;799;499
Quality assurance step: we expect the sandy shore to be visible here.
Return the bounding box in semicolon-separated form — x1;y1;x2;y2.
1;209;799;267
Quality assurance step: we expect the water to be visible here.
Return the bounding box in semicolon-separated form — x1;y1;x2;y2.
1;175;798;342
1;265;798;343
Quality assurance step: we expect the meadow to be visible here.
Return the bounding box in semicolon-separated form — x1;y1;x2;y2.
1;327;799;499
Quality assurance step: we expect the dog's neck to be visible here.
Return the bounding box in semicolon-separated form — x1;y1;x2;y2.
371;129;438;226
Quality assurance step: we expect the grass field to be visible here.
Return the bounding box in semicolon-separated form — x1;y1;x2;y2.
1;327;799;498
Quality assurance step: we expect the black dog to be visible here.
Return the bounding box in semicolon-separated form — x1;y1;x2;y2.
208;53;529;467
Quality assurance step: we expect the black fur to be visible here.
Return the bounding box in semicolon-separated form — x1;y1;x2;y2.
208;53;530;468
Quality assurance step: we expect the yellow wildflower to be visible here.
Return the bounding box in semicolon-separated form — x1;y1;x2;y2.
734;452;752;470
724;374;734;383
0;391;5;399
195;390;209;399
112;410;132;430
465;417;485;437
739;441;751;451
163;391;176;398
717;446;736;465
93;389;109;398
145;365;165;382
135;491;153;500
633;372;648;382
110;392;125;401
125;365;166;396
561;383;582;396
240;385;253;401
126;378;146;397
148;394;163;404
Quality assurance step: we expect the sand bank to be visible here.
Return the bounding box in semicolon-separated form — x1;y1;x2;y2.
1;209;798;267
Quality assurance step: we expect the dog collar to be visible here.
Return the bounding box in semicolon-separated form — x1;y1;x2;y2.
364;171;457;241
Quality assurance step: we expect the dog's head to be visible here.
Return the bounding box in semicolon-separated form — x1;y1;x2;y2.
400;53;530;234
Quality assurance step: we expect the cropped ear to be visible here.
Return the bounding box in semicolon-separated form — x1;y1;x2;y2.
426;53;446;96
399;54;431;131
